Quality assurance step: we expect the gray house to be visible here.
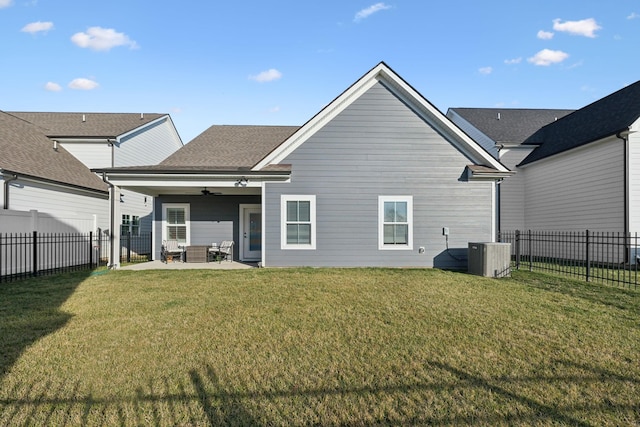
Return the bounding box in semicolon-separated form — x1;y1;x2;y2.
98;62;511;268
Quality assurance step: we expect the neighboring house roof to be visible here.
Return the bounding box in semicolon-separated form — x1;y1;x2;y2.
8;111;167;138
0;111;107;192
160;125;299;169
520;80;640;165
253;62;511;176
448;108;574;146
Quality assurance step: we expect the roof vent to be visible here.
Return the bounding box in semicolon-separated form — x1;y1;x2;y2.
53;140;58;151
140;112;144;119
497;112;501;120
82;114;86;122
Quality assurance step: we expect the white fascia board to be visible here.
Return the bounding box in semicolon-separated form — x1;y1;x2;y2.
377;70;510;173
105;173;290;188
252;64;386;170
253;63;509;174
117;115;169;141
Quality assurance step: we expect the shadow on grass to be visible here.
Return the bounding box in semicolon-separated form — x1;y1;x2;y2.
3;361;638;425
0;271;91;381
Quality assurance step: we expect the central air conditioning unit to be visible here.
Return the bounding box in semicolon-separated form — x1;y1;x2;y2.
468;242;511;278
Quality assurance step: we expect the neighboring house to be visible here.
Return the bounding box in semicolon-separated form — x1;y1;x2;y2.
97;62;512;269
6;111;183;237
447;108;574;231
0;111;109;232
448;79;640;236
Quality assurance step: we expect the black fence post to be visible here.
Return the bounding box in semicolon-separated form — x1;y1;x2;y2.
32;230;38;277
585;229;590;282
89;231;94;268
126;231;131;263
515;230;521;270
528;230;532;271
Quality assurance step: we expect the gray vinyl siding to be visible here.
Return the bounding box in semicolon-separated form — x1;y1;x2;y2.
153;195;260;261
498;147;534;231
628;126;640;235
523;137;624;232
116;118;183;166
264;82;495;268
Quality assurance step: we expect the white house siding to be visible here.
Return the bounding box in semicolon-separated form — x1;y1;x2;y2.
57;142;112;169
119;189;153;235
0;178;109;233
523;136;624;232
263;82;495;268
498;147;534;232
628;127;640;235
446;110;499;158
115;118;183;166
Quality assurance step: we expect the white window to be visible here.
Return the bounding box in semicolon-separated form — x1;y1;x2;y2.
121;214;140;236
162;203;190;244
379;196;413;250
281;195;316;249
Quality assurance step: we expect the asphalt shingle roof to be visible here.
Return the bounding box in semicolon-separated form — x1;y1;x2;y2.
8;111;166;138
449;108;574;145
520;80;640;165
160;125;299;169
0;112;107;192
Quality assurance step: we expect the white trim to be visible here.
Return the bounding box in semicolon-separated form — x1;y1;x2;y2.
161;203;190;245
253;62;509;174
261;184;266;267
378;195;413;250
281;195;316;250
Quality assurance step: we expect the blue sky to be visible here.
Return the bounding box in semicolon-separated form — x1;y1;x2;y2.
1;1;639;143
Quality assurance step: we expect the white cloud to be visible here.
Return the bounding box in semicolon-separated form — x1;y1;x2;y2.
21;21;53;34
504;57;522;65
71;26;138;51
0;0;13;8
354;2;392;22
552;18;601;38
68;78;99;90
628;12;640;20
527;49;569;66
537;30;554;40
44;82;62;92
249;68;282;83
268;106;281;113
478;66;492;75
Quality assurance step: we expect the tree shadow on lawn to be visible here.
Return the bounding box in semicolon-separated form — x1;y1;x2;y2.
2;360;638;425
0;271;91;381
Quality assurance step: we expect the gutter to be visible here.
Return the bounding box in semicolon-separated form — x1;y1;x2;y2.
102;172;117;269
3;173;18;209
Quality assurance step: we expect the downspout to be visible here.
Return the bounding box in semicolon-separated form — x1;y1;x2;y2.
3;173;18;209
616;131;630;262
102;172;117;269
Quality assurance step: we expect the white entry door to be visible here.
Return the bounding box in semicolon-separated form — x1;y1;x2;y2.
240;205;262;261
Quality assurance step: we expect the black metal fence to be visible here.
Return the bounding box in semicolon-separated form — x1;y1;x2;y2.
499;230;639;289
0;231;99;282
1;231;153;282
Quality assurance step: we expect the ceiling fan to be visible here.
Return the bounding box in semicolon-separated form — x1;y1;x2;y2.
201;187;221;196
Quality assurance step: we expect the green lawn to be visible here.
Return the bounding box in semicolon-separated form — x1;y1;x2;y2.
1;268;638;425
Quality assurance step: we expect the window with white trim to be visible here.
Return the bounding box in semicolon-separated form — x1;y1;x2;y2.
121;214;140;236
281;195;316;249
379;196;413;250
163;204;190;244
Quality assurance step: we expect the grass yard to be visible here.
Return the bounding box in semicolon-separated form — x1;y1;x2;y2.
0;268;638;426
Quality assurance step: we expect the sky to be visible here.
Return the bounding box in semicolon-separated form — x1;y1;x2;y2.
1;0;639;144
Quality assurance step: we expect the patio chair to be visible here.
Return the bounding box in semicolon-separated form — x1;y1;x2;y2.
161;240;184;263
210;240;234;263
